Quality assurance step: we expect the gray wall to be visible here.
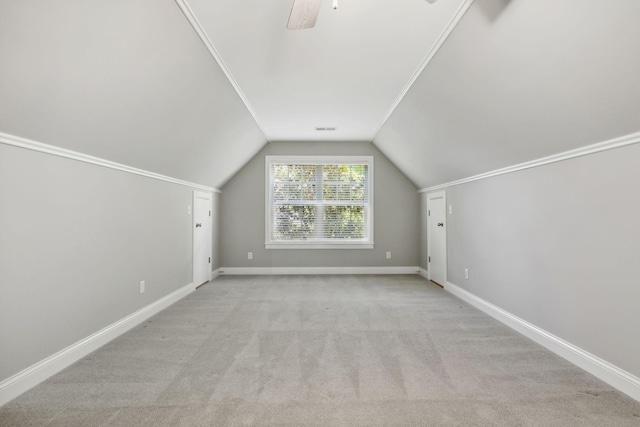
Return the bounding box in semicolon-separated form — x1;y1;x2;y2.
426;143;640;377
0;144;212;382
220;141;419;268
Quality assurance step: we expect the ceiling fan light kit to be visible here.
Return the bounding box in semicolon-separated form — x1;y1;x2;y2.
287;0;323;30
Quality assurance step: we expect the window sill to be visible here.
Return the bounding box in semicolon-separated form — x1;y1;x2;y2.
265;243;374;250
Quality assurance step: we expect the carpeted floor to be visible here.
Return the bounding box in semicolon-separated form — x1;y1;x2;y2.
1;275;639;426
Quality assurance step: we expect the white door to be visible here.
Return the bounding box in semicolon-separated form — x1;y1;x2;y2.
427;191;447;286
193;191;212;287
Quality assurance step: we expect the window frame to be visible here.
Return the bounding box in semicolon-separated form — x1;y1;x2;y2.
265;155;374;249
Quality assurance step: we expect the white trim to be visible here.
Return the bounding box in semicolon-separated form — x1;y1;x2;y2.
265;243;374;250
419;131;640;193
426;191;447;285
419;268;429;280
0;131;220;193
445;281;640;403
219;266;420;275
193;191;213;287
210;268;221;281
174;0;271;141
369;0;475;142
0;283;194;407
265;155;375;165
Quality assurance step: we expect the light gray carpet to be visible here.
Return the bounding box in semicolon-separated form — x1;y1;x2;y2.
1;275;639;426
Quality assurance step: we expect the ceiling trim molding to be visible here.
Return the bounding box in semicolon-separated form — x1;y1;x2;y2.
175;0;271;141
369;0;475;142
0;131;221;193
418;131;640;193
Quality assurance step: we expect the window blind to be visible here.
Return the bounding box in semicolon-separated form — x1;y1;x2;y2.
266;156;373;248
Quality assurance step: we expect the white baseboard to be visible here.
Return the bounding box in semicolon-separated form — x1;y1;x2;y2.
419;268;429;280
0;282;195;407
210;268;221;281
445;281;640;402
219;266;421;275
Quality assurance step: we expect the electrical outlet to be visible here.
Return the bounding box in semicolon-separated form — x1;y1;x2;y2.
464;269;469;280
248;252;253;260
386;251;391;259
140;280;145;294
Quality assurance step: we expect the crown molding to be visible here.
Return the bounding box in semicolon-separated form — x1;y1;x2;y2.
0;131;221;193
175;0;271;141
419;131;640;193
369;0;475;142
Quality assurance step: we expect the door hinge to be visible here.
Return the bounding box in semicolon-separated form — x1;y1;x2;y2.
428;256;431;263
208;257;211;263
209;210;211;216
428;210;430;216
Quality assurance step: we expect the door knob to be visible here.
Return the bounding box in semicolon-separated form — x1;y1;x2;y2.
195;223;202;228
437;222;444;227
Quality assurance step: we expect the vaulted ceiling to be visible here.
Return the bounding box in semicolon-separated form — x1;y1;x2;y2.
1;0;639;190
375;0;640;188
181;0;471;142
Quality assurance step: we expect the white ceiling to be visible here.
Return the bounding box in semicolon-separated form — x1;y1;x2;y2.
183;0;471;141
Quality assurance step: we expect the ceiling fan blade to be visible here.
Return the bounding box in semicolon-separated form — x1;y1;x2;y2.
287;0;323;30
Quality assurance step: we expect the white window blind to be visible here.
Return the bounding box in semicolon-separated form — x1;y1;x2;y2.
265;156;374;249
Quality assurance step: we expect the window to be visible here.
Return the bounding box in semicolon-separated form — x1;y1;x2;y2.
265;156;374;249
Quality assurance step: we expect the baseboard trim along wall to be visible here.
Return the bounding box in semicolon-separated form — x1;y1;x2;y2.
211;268;221;281
0;282;195;407
445;281;640;402
419;268;429;280
220;266;421;275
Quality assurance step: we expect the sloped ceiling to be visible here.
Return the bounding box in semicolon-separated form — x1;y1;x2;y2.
0;0;266;189
183;0;470;141
2;0;639;190
374;0;640;189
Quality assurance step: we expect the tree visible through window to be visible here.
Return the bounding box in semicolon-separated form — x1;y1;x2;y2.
266;156;373;248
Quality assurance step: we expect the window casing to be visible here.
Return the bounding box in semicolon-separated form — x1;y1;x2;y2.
265;156;374;249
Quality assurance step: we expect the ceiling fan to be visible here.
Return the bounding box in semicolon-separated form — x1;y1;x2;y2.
287;0;438;30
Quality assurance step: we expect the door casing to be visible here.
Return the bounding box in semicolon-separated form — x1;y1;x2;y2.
427;191;447;286
193;191;213;287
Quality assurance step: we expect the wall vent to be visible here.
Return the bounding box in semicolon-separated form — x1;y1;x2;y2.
315;127;337;131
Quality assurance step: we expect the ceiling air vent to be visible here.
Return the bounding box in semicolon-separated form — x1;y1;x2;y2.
315;127;337;131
